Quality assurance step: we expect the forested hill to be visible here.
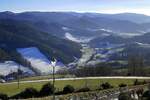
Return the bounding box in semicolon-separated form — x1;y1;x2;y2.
0;19;81;64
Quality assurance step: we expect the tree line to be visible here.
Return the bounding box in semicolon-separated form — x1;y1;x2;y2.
69;54;149;77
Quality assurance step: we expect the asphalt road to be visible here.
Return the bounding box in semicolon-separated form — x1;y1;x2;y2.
3;76;150;85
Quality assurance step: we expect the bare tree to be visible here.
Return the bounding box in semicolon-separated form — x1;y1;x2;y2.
128;55;145;76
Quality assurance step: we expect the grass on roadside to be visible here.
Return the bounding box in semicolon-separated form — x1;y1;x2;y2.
0;78;147;96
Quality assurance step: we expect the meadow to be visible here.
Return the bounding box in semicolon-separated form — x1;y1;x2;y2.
0;77;147;96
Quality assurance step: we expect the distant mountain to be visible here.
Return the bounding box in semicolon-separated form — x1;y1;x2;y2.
0;11;150;38
83;12;150;23
104;13;150;24
90;35;127;47
62;15;144;33
132;32;150;43
90;32;150;47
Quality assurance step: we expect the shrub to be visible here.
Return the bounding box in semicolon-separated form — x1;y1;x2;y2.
118;92;132;100
39;82;55;97
63;85;74;94
148;84;150;90
55;91;64;95
11;87;38;99
76;87;90;92
0;93;8;100
134;79;142;85
119;83;127;87
142;90;150;100
142;80;147;84
100;82;113;89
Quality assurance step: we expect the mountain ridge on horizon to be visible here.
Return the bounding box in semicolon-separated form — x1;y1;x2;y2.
1;11;150;24
1;11;150;16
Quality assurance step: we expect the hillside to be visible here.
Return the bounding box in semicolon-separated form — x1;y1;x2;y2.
0;19;81;64
0;18;81;76
1;11;150;75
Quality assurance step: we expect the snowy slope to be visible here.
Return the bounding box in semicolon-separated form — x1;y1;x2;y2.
135;42;150;48
17;47;65;75
77;46;95;66
0;61;34;76
65;32;93;43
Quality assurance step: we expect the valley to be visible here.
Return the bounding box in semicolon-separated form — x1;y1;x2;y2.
0;11;150;100
0;11;150;80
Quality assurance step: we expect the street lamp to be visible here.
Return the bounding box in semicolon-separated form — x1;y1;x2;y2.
17;64;21;89
51;57;57;100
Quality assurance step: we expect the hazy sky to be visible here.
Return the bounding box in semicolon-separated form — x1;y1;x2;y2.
0;0;150;15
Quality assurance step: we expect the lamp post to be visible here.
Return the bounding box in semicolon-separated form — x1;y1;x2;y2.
51;57;57;100
17;64;21;89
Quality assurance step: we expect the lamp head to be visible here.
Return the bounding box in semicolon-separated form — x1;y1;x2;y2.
51;57;57;66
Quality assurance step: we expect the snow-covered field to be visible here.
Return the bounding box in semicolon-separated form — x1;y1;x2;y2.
135;42;150;48
62;27;72;31
17;47;65;75
77;46;95;66
65;32;93;43
87;28;113;33
116;33;143;38
0;61;34;76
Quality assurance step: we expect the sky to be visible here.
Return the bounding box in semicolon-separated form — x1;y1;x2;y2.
0;0;150;15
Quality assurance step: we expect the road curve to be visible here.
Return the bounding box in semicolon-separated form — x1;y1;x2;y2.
3;76;150;85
